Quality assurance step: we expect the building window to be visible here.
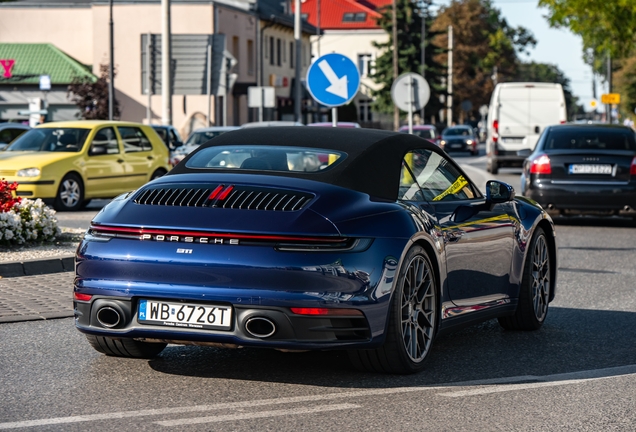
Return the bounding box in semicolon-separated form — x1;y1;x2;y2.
290;41;294;69
359;99;372;122
232;36;240;74
301;13;308;21
264;36;268;59
343;12;366;22
247;39;254;76
276;38;281;66
358;53;374;77
269;36;275;66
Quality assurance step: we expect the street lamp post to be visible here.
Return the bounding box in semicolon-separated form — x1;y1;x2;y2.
294;0;302;123
108;0;114;120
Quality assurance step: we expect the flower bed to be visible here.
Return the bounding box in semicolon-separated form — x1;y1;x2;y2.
0;179;60;246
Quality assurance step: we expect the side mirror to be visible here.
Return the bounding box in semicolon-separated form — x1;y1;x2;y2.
517;148;532;158
89;145;107;156
486;180;515;204
534;125;541;134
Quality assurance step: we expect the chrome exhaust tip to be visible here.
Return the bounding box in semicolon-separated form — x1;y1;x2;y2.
96;306;122;328
244;316;276;338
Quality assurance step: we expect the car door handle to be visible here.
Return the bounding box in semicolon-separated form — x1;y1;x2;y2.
117;159;124;163
147;156;154;160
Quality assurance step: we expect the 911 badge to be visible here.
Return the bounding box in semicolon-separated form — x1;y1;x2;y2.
176;248;193;254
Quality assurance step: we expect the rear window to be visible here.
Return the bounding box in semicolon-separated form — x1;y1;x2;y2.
544;128;636;151
413;129;436;139
185;145;345;172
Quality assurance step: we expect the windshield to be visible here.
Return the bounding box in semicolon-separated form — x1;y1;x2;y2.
185;131;229;146
544;128;636;151
186;145;345;172
6;128;90;152
443;127;473;136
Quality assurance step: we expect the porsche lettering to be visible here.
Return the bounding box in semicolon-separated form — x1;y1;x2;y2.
140;234;239;245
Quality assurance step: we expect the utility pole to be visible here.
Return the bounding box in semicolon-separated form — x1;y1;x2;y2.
161;0;172;126
316;0;321;57
420;8;426;123
294;0;302;123
392;0;398;131
108;0;114;120
446;25;453;127
146;33;152;124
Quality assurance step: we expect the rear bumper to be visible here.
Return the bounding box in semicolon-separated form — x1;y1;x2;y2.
74;235;406;349
524;177;636;214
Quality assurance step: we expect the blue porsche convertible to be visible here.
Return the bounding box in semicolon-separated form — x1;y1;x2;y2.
74;127;557;374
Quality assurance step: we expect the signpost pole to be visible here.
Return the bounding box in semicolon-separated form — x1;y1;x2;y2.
408;76;413;134
260;88;264;122
332;107;337;127
206;43;211;126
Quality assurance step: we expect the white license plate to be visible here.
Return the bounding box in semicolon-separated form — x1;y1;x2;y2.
138;299;232;330
568;164;612;175
450;144;462;148
504;138;523;143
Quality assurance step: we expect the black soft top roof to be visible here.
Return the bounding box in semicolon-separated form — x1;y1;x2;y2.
169;127;439;201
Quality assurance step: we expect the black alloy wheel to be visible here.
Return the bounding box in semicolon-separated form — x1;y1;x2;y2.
85;335;167;359
498;227;551;330
54;173;84;211
348;246;437;374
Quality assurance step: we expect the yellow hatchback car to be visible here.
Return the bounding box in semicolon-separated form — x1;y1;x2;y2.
0;121;171;211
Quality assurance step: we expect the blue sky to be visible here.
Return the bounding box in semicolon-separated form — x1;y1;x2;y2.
435;0;600;111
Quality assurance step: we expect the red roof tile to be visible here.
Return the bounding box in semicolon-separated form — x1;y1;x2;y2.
296;0;391;30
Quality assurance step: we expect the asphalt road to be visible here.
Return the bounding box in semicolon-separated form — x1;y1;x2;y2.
1;149;635;431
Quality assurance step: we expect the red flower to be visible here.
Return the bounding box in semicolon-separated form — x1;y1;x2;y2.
0;179;21;213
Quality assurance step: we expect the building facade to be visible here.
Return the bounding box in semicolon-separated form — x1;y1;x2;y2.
298;0;390;127
0;0;314;136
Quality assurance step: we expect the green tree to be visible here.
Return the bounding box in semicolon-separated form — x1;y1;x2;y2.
539;0;636;61
67;64;120;120
431;0;536;123
515;61;583;119
370;0;446;120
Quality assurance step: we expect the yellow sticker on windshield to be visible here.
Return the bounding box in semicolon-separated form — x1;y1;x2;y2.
433;175;468;201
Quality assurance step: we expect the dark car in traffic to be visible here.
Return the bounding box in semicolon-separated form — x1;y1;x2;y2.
74;127;556;374
151;125;183;151
520;123;636;218
440;125;478;155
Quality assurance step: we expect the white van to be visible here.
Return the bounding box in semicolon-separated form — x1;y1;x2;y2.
486;82;567;174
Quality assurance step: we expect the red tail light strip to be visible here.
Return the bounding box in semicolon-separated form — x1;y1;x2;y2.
90;224;347;244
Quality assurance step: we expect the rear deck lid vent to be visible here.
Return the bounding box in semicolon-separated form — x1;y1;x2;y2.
134;185;314;211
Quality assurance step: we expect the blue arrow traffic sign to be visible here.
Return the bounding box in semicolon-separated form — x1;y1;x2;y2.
306;53;360;107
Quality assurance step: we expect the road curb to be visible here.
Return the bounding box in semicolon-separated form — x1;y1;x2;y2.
0;255;75;278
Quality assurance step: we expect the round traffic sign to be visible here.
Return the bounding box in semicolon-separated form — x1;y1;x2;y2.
306;53;360;107
391;73;430;112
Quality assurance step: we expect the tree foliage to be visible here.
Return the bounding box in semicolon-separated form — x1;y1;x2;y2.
370;0;446;119
430;0;536;121
515;61;582;118
67;64;120;120
539;0;636;62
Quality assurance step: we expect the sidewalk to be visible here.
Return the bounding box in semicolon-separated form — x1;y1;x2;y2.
0;272;74;323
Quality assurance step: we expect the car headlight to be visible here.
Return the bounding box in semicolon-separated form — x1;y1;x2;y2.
17;168;41;177
466;139;473;145
440;140;446;146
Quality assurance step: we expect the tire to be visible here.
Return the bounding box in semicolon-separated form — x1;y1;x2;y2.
150;169;167;181
85;335;166;359
348;246;437;374
54;173;84;211
498;227;551;331
489;160;499;174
